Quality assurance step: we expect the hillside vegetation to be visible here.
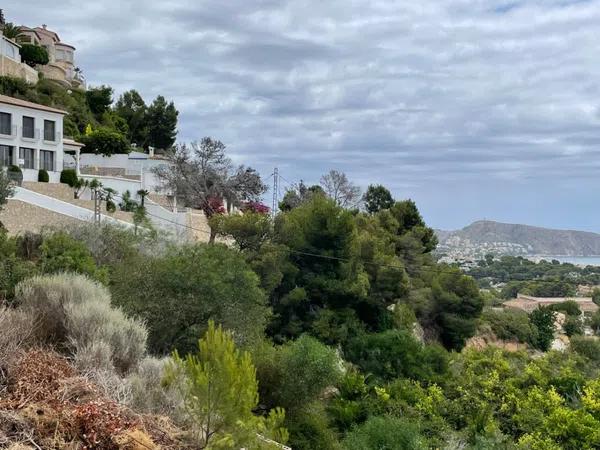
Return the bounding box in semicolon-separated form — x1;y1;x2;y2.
2;159;600;449
0;75;178;154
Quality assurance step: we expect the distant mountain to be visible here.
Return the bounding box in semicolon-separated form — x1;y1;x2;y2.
436;220;600;258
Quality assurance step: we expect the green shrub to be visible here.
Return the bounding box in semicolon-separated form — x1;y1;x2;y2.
345;330;448;382
253;335;343;414
286;403;342;450
394;303;417;330
0;75;31;97
37;169;49;182
530;306;556;351
81;127;130;156
118;190;138;212
481;309;537;344
60;222;150;267
40;232;108;283
570;336;600;362
60;169;78;187
548;300;581;317
592;288;600;307
19;44;49;67
563;316;583;337
0;231;35;300
342;416;425;450
111;243;270;355
7;165;22;184
14;273;147;373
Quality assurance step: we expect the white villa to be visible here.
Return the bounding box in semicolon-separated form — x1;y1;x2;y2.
0;94;83;182
0;95;215;241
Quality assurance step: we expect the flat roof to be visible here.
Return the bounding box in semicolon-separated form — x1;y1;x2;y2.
0;95;68;115
63;138;84;148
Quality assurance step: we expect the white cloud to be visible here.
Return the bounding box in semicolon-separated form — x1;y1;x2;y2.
6;0;600;229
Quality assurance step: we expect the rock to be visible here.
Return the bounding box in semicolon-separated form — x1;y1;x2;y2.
412;322;425;344
551;335;569;352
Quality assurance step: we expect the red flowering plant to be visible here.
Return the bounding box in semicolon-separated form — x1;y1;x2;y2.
202;196;226;217
241;201;270;214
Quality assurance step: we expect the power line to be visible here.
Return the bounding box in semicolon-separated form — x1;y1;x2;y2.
101;191;599;285
278;173;293;188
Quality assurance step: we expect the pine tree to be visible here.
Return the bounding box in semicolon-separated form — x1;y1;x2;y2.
164;321;288;449
147;95;178;151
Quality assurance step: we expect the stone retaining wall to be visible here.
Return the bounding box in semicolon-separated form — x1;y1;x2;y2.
21;182;134;224
23;181;74;202
0;199;80;235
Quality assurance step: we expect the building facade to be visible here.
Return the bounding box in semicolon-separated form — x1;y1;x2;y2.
19;25;84;89
0;94;82;183
0;32;38;84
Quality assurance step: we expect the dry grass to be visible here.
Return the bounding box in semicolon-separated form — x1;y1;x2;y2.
15;273;148;374
0;307;32;382
0;349;191;449
125;357;185;423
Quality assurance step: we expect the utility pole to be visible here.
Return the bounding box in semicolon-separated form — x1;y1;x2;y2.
93;187;102;225
271;167;279;220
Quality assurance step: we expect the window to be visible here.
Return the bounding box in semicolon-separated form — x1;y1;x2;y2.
22;116;35;139
0;145;13;166
19;148;34;169
40;150;54;171
44;120;56;141
0;112;12;135
5;43;16;59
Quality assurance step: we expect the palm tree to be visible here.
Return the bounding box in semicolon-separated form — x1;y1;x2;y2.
103;187;117;213
88;178;102;201
137;189;149;207
73;178;90;199
1;23;24;42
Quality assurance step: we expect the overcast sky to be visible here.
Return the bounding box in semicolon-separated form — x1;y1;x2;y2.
8;1;600;231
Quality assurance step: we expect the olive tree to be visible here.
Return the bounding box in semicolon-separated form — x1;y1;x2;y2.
320;170;361;208
153;138;267;242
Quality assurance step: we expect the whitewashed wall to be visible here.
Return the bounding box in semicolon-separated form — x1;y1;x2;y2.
80;175;142;198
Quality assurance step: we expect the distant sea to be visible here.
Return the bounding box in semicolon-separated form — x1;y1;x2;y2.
526;256;600;266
